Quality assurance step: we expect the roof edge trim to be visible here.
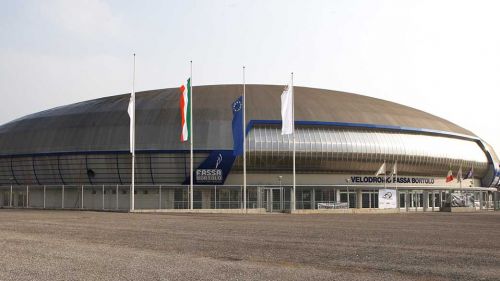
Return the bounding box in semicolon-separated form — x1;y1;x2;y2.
247;120;480;141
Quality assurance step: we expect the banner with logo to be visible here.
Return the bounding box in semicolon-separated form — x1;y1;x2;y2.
183;150;236;185
378;189;397;209
231;96;244;156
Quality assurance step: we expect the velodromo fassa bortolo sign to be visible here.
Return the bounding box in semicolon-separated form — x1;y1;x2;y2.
350;176;435;184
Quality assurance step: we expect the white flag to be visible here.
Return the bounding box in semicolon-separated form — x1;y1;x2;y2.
281;85;293;135
390;161;397;177
375;162;386;176
127;93;135;153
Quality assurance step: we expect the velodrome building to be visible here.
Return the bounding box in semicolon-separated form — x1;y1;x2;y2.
0;85;498;212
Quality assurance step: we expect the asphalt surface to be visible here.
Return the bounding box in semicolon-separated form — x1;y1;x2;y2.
0;210;498;281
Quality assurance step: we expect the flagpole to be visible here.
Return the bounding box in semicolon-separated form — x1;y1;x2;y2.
471;164;475;209
395;161;398;190
394;160;399;191
130;53;136;212
471;164;474;187
459;165;462;189
190;60;194;210
291;72;296;212
383;160;386;190
395;161;398;210
243;66;247;212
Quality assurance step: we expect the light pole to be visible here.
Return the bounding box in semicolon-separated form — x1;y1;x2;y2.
345;178;351;208
278;176;283;211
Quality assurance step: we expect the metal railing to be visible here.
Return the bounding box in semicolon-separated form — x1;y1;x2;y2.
0;185;496;212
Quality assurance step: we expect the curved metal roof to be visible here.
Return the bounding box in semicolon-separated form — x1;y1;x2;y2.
0;84;477;155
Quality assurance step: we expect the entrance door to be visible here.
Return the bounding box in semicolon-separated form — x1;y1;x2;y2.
264;188;283;212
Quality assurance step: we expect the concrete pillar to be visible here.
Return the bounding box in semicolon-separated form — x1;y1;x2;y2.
450;190;454;207
494;192;499;210
356;189;362;209
102;185;105;210
256;187;261;209
201;189;211;209
438;191;442;208
487;192;492;209
311;188;315;210
414;191;418;212
280;187;284;210
423;191;429;211
480;191;484;210
115;185;119;210
336;189;341;203
405;191;409;212
81;185;84;209
158;185;162;209
368;190;372;208
62;185;65;209
432;190;435;211
396;189;400;209
347;187;350;208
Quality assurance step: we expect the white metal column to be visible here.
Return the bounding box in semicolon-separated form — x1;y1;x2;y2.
405;191;409;212
414;191;418;212
356;189;362;209
311;188;315;210
480;191;483;210
62;185;65;209
280;187;283;211
440;191;443;208
432;190;435;211
487;192;491;209
81;185;84;209
159;185;162;209
115;185;119;210
396;189;400;210
347;187;350;208
102;185;105;210
423;191;429;212
368;190;372;208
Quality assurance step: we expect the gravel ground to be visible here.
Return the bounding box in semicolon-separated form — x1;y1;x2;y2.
0;210;498;281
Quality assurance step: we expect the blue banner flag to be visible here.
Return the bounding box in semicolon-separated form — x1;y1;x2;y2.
232;96;244;156
464;168;473;179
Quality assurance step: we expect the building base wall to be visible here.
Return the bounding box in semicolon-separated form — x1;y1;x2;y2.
0;185;496;213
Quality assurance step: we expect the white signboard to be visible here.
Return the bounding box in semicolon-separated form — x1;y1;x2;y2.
379;189;397;209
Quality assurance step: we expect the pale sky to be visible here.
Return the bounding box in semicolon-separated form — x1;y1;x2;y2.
1;0;499;153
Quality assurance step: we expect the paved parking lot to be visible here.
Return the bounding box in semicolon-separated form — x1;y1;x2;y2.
0;210;498;281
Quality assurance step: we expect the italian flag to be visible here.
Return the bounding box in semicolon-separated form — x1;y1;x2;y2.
446;169;454;183
179;78;191;142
